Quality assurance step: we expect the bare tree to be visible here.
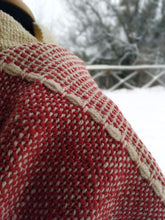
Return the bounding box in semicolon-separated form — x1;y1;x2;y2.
62;0;164;66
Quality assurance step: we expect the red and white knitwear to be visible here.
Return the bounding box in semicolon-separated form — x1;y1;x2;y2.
0;10;165;220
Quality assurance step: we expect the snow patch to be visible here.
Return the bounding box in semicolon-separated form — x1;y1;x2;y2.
102;86;165;174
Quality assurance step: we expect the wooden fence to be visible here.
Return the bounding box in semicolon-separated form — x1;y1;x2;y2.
86;65;165;90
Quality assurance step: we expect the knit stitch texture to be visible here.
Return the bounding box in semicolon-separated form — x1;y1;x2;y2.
0;10;165;220
0;10;37;51
0;10;56;51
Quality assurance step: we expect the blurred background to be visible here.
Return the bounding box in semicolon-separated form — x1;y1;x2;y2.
24;0;165;65
24;0;165;89
24;0;165;173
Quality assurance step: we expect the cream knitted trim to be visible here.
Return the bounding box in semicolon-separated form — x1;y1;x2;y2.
0;11;56;51
0;10;38;51
0;58;165;206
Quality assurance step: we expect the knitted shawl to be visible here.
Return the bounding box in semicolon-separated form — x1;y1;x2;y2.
0;11;165;220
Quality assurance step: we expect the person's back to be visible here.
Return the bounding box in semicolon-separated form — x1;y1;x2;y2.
0;1;165;219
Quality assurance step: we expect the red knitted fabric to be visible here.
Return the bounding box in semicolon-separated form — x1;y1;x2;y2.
0;43;165;219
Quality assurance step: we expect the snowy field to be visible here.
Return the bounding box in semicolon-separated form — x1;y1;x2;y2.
103;86;165;175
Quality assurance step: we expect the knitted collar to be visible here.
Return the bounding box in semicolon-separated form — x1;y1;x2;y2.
0;10;56;51
0;0;35;36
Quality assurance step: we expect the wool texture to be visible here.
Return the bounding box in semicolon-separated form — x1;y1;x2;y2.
0;10;37;51
0;10;56;51
0;10;165;220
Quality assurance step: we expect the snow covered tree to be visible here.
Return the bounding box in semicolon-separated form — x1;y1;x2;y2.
26;0;165;88
62;0;164;66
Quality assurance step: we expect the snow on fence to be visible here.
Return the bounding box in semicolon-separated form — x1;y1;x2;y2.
86;65;165;90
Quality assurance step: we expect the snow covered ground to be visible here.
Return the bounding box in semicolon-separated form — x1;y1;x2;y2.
102;86;165;174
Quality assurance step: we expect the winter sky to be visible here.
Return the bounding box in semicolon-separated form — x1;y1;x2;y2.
24;0;65;24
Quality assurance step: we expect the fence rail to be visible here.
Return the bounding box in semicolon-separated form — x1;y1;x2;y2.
86;65;165;90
